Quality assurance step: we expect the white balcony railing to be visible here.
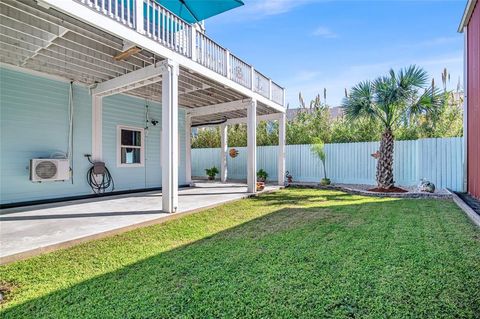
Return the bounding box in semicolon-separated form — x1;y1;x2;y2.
77;0;285;106
229;54;252;89
271;82;285;105
254;70;270;98
196;32;227;76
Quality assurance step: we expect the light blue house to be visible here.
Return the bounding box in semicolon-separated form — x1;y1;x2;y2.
0;0;287;212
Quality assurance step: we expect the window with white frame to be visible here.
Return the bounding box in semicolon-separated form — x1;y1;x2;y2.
117;126;144;167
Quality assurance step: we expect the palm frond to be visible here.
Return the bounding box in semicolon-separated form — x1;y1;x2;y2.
343;65;435;130
341;81;378;121
398;65;429;90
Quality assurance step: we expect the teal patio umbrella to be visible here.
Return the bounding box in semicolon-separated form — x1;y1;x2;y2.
157;0;244;24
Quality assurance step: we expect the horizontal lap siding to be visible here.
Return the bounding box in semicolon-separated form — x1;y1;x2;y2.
0;68;92;204
192;138;464;191
0;67;187;204
101;90;188;190
467;2;480;199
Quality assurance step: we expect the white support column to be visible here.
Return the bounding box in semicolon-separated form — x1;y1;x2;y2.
247;100;257;193
220;123;228;182
92;95;103;161
185;114;192;186
161;60;179;213
277;112;286;186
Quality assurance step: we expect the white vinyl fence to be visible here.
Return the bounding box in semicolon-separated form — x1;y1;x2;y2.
192;137;464;191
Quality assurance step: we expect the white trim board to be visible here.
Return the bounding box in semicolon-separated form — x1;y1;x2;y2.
458;0;478;32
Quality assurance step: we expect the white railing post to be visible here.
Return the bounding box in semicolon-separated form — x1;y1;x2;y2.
225;50;231;79
136;0;145;34
190;26;197;61
251;66;255;91
102;0;107;15
269;79;272;100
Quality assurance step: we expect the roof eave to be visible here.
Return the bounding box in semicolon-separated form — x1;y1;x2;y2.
458;0;478;32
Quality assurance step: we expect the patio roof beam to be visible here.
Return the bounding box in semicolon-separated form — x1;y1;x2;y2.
188;99;251;118
225;113;282;125
91;61;169;97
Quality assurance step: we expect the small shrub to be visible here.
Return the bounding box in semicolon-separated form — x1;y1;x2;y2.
205;167;219;180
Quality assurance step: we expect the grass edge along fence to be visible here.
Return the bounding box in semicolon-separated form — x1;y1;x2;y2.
192;137;464;192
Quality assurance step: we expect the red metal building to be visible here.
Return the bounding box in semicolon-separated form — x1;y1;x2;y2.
460;0;480;199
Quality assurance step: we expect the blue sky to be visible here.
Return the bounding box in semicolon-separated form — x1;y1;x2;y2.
206;0;466;107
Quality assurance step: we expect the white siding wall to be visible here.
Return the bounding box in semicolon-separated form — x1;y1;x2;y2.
0;67;187;205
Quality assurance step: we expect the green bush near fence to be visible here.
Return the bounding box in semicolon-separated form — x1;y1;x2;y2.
192;93;462;148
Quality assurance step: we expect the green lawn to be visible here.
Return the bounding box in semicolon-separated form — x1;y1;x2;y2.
1;188;479;318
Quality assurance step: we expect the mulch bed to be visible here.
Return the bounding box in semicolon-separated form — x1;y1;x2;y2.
289;183;452;199
368;186;408;193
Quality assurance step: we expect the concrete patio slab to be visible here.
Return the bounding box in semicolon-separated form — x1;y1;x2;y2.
0;182;281;264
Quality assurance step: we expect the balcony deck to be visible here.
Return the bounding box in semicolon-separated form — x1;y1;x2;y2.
0;0;285;124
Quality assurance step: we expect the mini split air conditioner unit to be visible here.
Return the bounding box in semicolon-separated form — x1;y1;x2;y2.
30;159;70;182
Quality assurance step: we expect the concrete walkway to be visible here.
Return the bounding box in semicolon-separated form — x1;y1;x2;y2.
0;182;280;263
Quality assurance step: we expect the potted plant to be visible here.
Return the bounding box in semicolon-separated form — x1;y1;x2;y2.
205;166;219;181
310;138;331;186
257;169;268;182
256;169;268;191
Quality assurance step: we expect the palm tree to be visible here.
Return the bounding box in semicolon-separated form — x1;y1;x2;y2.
342;65;443;189
310;138;329;184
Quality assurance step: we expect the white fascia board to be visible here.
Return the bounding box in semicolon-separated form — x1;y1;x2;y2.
458;0;477;32
188;99;251;117
42;0;285;113
91;61;168;96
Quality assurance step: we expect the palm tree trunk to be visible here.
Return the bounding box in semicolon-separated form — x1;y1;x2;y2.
376;129;395;189
322;160;327;180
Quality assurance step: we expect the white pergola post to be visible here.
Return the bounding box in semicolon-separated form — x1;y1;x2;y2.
247;100;257;193
185;114;192;186
277;112;286;186
92;95;103;161
161;60;179;213
220;123;228;182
